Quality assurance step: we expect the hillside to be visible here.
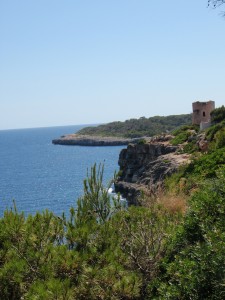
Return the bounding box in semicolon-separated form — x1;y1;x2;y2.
77;114;192;138
115;108;225;204
1;108;225;299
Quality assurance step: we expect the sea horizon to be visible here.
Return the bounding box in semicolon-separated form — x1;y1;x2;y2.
0;123;101;132
0;125;124;217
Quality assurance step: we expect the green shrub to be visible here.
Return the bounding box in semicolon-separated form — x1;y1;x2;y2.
182;140;198;153
137;138;146;145
171;131;190;145
148;169;225;299
184;147;225;178
165;146;225;194
205;120;225;141
1;161;225;299
170;124;198;146
172;124;198;136
214;128;225;149
211;105;225;123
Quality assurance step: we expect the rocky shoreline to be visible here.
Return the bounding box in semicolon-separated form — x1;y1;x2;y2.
53;133;192;204
115;136;191;204
52;134;141;146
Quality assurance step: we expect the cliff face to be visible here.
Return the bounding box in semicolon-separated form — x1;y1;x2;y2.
115;139;190;204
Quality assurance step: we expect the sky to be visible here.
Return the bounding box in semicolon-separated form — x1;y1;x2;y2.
0;0;225;130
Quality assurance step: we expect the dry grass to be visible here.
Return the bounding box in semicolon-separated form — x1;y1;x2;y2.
140;187;188;215
156;192;187;214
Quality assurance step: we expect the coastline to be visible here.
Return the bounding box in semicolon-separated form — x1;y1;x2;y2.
52;134;141;146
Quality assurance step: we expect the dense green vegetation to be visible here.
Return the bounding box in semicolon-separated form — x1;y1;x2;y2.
211;105;225;124
0;165;181;299
77;114;192;138
1;110;225;299
153;115;225;299
167;110;225;191
170;124;199;146
1;161;225;299
152;171;225;299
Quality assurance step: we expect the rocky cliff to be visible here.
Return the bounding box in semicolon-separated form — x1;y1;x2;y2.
115;136;190;204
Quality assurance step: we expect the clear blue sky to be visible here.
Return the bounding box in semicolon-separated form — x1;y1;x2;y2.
0;0;225;130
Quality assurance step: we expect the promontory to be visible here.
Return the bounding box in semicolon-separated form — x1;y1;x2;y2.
52;134;140;146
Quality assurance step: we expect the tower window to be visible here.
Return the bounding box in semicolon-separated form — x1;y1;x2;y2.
203;111;206;117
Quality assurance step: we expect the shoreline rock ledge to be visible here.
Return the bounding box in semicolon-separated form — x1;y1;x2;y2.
114;138;191;205
52;134;140;146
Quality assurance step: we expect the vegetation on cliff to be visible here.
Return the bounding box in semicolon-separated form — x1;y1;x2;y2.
166;107;225;194
1;108;225;299
0;165;181;299
1;164;225;299
77;114;192;138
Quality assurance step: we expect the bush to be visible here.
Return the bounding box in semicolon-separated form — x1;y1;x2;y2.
184;147;225;178
172;124;198;136
211;105;225;124
171;125;198;146
205;120;225;141
214;127;225;149
182;140;198;153
148;169;225;299
1;161;225;299
171;131;190;145
137;138;146;145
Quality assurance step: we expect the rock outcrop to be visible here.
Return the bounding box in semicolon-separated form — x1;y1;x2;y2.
52;134;141;146
115;138;190;204
196;132;209;152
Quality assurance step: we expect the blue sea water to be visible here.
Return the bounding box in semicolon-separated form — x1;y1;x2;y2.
0;125;124;217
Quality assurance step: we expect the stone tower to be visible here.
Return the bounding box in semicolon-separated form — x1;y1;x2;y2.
192;100;215;129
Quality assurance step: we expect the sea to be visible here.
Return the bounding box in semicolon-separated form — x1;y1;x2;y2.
0;125;124;217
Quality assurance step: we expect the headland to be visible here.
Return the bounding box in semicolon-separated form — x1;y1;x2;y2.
52;134;140;146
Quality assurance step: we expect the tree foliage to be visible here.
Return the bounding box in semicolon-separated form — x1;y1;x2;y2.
211;105;225;124
77;114;192;138
208;0;225;8
0;158;225;299
149;169;225;299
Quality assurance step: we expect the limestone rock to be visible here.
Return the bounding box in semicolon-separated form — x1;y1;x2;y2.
52;134;141;146
115;142;190;204
197;133;209;152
